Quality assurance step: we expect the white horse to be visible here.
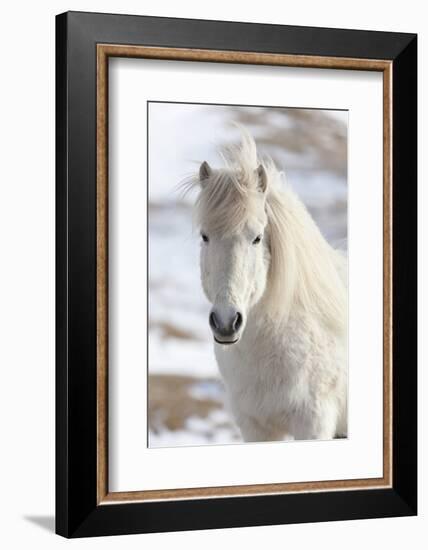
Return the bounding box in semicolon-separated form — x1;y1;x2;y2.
186;130;347;442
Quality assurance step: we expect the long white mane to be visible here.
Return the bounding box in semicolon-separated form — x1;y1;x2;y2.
184;130;347;334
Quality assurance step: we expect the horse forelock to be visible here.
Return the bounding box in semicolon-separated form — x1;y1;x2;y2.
182;130;270;235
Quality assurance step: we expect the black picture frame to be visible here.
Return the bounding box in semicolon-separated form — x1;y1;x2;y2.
56;11;417;538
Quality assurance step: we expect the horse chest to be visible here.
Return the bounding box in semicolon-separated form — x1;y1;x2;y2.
216;330;310;419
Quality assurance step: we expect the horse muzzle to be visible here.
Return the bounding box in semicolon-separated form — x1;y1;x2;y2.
209;307;244;345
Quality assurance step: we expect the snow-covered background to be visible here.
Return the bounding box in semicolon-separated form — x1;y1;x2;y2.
148;103;348;448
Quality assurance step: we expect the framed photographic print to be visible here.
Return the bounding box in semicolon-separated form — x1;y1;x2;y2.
56;11;417;538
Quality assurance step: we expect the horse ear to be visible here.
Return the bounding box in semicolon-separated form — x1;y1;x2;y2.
256;164;268;193
199;161;212;184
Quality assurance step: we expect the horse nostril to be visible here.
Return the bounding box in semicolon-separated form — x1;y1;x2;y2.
209;311;219;331
233;312;243;332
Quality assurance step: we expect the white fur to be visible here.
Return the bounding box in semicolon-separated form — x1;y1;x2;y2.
184;129;347;441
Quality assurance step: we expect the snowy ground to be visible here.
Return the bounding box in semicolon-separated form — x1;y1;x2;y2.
148;375;240;448
147;103;347;447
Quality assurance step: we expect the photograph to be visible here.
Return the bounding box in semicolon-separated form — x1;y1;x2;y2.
148;102;348;448
0;0;420;544
51;9;417;539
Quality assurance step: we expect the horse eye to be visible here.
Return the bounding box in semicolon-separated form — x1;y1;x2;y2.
252;235;262;245
201;233;209;243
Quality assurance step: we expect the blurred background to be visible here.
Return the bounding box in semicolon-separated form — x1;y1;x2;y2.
148;102;347;448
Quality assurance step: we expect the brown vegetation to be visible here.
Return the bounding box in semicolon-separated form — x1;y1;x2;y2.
148;374;224;432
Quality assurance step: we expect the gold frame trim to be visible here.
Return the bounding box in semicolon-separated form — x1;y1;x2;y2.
96;44;393;505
